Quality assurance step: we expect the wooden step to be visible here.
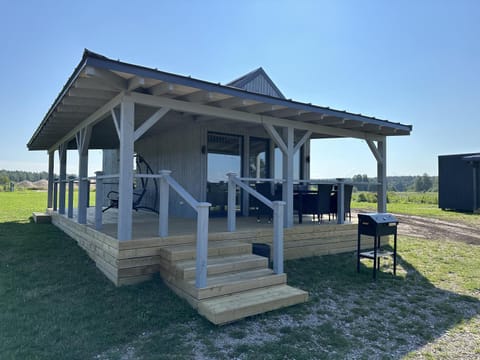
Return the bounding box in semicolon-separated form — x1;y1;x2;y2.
32;212;51;224
198;284;309;325
159;241;251;262
186;268;286;300
175;254;268;280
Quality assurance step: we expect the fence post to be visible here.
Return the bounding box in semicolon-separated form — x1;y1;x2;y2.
95;171;104;230
53;178;59;212
272;201;285;274
158;170;171;237
336;178;345;224
196;202;210;288
227;173;237;232
67;176;75;218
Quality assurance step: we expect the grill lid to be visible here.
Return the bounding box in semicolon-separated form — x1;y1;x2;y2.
358;212;398;224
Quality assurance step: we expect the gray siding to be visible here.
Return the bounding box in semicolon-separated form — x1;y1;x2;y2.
135;117;206;218
241;73;283;98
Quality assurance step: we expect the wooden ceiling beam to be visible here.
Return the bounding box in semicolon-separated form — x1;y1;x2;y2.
127;76;145;91
84;66;128;91
68;88;118;99
74;77;118;91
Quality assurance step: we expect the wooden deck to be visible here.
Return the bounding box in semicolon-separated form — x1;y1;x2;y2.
47;208;369;324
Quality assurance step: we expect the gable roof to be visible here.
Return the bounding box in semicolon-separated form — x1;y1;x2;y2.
227;67;286;99
27;49;412;151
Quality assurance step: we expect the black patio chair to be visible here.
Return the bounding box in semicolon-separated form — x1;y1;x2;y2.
330;184;353;221
252;182;282;223
295;184;334;223
102;154;158;213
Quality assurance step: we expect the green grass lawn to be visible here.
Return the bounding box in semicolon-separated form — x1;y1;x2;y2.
1;191;479;359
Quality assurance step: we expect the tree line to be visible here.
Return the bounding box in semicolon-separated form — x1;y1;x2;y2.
352;173;437;192
0;170;50;184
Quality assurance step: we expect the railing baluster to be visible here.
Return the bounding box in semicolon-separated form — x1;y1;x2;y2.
228;174;285;275
53;178;58;212
95;171;104;230
196;202;210;288
227;173;236;232
68;176;75;218
272;201;285;274
158;170;171;237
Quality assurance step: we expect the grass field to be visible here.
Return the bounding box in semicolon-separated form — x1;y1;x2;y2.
1;191;479;359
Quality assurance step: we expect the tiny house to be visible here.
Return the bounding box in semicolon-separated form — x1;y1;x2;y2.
439;153;480;212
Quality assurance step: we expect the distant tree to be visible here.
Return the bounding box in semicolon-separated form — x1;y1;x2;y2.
414;173;433;192
352;174;370;191
422;173;433;191
0;174;9;185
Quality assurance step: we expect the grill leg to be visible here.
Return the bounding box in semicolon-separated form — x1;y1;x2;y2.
393;232;397;276
357;232;361;273
373;236;378;280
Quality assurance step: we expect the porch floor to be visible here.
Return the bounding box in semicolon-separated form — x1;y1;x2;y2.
81;207;355;240
51;208;360;324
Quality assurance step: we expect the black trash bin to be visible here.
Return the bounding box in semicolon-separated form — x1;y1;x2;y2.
252;243;271;267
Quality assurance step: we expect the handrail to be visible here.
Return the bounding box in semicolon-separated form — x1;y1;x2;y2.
93;169;210;288
296;178;381;186
238;177;285;183
227;173;285;275
157;170;210;289
162;174;201;210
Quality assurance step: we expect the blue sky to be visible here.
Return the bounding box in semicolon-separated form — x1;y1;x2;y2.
1;1;479;178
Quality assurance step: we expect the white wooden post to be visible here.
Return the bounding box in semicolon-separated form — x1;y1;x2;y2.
242;136;250;216
53;178;58;211
158;170;171;237
285;127;294;228
196;202;210;288
117;100;135;241
58;144;67;215
336;178;345;224
377;139;387;213
227;173;237;232
95;171;104;230
67;176;75;218
76;127;91;225
272;201;285;274
47;152;54;209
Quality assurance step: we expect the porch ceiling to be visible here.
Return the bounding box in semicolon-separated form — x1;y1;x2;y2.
28;50;412;152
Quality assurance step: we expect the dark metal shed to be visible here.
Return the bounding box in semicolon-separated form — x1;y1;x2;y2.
438;153;480;212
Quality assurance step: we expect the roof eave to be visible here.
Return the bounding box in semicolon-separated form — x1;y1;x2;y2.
85;54;412;134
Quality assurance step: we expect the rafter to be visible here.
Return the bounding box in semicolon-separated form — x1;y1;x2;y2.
68;88;118;99
211;97;258;109
48;92;124;153
242;103;285;114
149;82;176;96
84;66;128;90
56;105;98;113
128;92;383;141
62;97;107;107
74;77;117;91
127;76;145;91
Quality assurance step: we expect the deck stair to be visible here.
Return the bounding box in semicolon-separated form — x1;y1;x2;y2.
157;239;308;324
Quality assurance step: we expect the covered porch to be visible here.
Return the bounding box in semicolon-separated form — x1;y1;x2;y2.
28;50;411;323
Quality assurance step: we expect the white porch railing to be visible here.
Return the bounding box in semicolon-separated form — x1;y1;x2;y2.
94;170;211;289
227;173;285;275
157;170;211;289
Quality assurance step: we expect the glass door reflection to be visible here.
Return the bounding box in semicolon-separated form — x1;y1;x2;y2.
207;132;242;216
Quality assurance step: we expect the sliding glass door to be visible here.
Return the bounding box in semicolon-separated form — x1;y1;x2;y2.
207;132;242;216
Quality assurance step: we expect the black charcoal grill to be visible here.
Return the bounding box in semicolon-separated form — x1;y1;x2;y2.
357;213;398;279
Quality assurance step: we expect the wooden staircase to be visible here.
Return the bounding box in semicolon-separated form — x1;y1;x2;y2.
157;239;308;325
